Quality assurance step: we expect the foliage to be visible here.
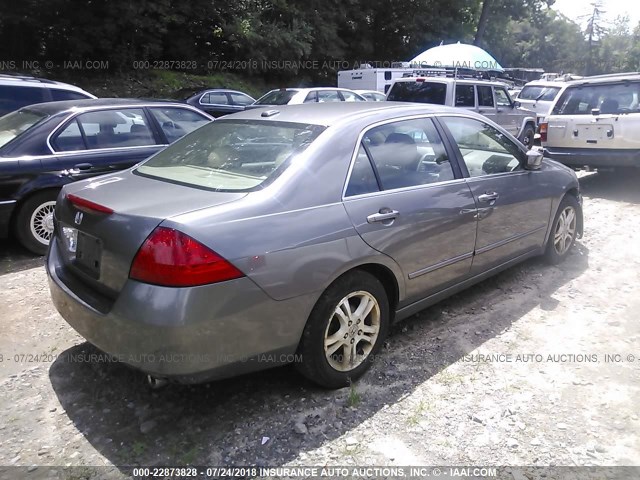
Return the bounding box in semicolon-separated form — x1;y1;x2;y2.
0;0;638;84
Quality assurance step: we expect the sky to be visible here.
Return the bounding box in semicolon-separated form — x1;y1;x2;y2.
552;0;640;29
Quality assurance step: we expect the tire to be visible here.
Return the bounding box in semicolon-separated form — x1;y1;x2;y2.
14;190;60;255
519;124;535;148
544;195;580;264
295;270;390;389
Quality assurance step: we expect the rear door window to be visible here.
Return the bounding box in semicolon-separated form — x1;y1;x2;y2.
477;86;494;107
360;118;454;190
52;120;86;151
75;108;156;149
386;81;447;104
455;85;475;107
552;82;640;115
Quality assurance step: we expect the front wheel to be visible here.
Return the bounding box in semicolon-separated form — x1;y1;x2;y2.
14;190;60;255
544;195;580;264
295;271;390;388
519;124;535;148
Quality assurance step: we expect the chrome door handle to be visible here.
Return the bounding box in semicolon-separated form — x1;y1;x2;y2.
478;192;499;203
367;209;399;223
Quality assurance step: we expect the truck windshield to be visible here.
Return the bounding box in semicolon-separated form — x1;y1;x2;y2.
519;86;561;101
387;82;447;104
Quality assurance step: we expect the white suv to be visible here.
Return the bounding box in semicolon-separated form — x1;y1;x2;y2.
516;80;568;125
0;74;95;116
386;76;537;147
540;73;640;169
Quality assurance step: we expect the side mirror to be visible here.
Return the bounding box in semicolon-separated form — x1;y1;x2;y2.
525;147;544;170
514;100;521;108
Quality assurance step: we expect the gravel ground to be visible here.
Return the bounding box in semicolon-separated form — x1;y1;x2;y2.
0;170;639;477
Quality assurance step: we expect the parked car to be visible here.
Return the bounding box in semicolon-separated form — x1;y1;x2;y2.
184;88;256;117
47;102;583;389
540;73;640;170
0;99;212;254
246;87;366;108
355;90;387;101
386;76;538;147
516;80;567;125
0;74;95;116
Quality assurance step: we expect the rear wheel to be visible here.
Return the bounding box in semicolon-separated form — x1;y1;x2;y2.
519;124;535;148
295;271;389;388
15;190;60;255
544;195;579;264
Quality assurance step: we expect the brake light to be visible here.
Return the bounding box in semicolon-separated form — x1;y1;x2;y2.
416;78;426;82
130;227;244;287
539;122;548;143
66;193;113;214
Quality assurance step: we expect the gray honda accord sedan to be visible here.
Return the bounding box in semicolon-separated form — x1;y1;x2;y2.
47;102;583;388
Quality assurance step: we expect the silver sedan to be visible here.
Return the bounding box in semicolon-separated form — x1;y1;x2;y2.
47;102;583;388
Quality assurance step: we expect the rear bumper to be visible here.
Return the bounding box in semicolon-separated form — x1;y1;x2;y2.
544;147;640;168
0;200;17;238
46;238;315;383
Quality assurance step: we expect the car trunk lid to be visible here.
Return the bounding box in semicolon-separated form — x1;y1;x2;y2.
53;172;246;303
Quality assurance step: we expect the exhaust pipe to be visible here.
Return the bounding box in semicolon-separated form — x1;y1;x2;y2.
147;375;168;389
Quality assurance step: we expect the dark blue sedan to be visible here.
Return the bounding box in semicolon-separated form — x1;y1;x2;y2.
0;99;212;254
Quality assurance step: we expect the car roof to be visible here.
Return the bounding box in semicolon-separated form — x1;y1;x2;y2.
565;72;640;86
0;74;91;93
267;87;360;93
391;76;504;86
522;81;567;87
197;88;252;94
21;98;199;115
219;101;475;127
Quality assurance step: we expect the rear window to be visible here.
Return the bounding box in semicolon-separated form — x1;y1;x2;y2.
136;120;325;192
386;81;447;104
0;85;46;115
254;90;298;105
0;109;48;150
519;86;561;101
552;82;640;115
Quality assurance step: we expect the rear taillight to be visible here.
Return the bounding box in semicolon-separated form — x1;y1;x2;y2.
66;193;113;214
130;227;244;287
539;122;548;143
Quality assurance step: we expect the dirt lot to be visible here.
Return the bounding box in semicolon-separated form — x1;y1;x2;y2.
0;170;639;477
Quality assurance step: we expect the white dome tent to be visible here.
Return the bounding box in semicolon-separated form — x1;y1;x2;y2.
410;42;504;72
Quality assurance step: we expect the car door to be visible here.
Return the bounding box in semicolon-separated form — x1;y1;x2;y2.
438;116;553;274
45;107;162;179
342;117;478;304
494;86;520;136
199;91;233;117
475;85;497;123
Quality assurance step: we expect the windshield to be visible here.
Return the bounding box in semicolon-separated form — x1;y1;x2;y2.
254;90;299;105
552;82;640;115
386;82;447;104
519;86;561;101
0;109;49;150
136;120;325;192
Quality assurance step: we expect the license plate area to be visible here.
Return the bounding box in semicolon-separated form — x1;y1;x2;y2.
577;123;613;141
74;231;103;279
